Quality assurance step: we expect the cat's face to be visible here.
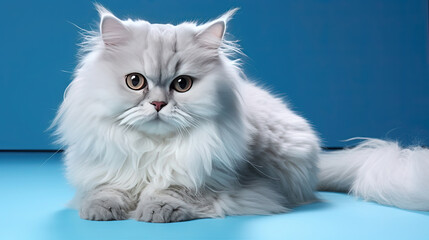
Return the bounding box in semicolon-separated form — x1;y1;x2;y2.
79;7;239;136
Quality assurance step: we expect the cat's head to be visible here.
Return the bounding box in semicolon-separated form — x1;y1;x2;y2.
69;5;242;137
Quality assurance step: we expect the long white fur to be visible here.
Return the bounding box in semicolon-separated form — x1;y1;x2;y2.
54;5;428;219
318;139;429;211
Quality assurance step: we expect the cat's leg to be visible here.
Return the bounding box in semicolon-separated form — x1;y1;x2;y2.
246;126;320;206
133;186;215;223
241;84;321;206
133;182;288;222
79;186;137;221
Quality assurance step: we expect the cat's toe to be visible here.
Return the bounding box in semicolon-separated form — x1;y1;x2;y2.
80;202;128;221
134;198;193;223
79;189;135;221
169;207;193;222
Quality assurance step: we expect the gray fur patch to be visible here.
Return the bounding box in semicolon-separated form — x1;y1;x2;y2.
133;194;195;222
79;188;136;221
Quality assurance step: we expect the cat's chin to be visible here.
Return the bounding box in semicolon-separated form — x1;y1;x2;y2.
135;118;179;137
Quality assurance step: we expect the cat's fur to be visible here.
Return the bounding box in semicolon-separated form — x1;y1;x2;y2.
54;5;429;222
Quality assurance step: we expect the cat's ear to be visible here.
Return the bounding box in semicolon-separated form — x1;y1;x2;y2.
197;8;238;48
96;4;129;46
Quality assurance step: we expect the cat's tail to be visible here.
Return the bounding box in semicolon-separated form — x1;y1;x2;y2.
317;138;429;211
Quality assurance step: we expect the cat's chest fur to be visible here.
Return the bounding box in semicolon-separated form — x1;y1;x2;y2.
65;118;247;196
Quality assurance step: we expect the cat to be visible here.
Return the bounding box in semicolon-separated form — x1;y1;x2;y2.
54;5;429;222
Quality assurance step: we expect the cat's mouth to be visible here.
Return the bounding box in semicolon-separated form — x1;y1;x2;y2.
118;106;180;135
145;112;170;125
153;112;165;121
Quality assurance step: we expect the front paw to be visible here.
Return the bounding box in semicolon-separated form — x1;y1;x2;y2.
133;196;194;223
79;189;135;221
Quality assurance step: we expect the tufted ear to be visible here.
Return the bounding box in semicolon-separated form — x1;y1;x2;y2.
197;8;238;48
96;4;129;46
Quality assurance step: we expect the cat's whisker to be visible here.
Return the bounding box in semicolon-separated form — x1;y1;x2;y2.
39;145;65;167
128;116;145;126
173;109;200;128
121;121;134;133
172;115;192;132
176;125;186;139
117;106;142;121
119;111;142;126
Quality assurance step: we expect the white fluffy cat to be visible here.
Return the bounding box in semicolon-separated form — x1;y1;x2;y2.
54;5;429;222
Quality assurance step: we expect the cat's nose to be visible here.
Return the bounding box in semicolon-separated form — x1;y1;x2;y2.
150;101;167;112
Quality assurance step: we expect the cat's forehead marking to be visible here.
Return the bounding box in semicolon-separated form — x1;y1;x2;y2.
141;24;181;85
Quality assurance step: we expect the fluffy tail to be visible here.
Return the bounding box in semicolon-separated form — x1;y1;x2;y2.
317;138;429;211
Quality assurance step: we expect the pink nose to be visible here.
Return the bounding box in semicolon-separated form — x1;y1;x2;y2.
151;101;167;112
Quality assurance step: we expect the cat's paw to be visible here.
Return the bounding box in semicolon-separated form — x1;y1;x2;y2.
79;188;135;221
133;196;194;223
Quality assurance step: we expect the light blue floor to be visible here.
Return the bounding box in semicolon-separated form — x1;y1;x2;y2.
1;152;428;240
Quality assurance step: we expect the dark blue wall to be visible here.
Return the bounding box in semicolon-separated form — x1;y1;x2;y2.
0;0;428;149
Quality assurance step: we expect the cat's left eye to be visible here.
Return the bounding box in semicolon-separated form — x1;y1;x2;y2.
171;75;193;93
125;73;147;90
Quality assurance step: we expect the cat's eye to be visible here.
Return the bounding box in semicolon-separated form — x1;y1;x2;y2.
171;75;193;93
125;73;147;90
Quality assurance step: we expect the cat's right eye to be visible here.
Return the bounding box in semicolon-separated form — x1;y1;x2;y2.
125;73;147;90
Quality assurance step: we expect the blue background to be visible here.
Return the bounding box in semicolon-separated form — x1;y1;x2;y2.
0;0;428;149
